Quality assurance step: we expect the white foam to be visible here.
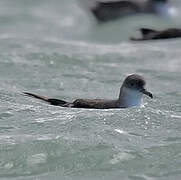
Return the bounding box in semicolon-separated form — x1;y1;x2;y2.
114;129;127;134
110;152;135;164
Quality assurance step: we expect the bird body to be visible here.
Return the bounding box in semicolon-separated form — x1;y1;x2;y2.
23;74;153;109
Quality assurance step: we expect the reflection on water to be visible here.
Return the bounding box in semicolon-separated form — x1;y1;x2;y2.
0;0;181;179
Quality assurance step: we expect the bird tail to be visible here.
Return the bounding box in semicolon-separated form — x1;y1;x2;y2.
23;92;68;106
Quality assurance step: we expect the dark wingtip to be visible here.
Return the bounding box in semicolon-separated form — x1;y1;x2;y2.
23;92;68;106
22;92;49;101
22;92;34;97
23;92;33;96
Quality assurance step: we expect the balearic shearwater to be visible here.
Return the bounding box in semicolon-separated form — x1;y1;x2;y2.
79;0;172;22
130;28;181;41
23;74;153;109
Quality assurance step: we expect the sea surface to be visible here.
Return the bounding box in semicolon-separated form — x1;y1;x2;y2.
0;0;181;179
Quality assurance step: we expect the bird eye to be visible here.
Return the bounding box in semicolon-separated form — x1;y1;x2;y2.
130;82;134;87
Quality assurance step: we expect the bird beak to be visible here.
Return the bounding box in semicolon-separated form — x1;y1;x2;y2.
140;88;153;99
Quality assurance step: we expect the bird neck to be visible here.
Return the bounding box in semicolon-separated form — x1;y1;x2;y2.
118;86;143;108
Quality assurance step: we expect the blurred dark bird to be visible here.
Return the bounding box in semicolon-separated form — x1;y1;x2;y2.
79;0;174;22
23;74;153;109
130;28;181;41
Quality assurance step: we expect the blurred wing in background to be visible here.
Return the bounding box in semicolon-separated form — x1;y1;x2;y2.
79;0;140;22
78;0;176;22
91;1;139;22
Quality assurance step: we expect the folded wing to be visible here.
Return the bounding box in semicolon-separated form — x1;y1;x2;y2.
73;99;119;109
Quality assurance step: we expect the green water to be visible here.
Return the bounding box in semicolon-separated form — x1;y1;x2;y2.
0;0;181;179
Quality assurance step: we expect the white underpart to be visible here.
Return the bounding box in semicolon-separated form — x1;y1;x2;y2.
120;87;143;108
156;3;177;17
167;7;178;17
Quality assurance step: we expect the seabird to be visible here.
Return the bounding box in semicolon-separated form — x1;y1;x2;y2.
130;28;181;41
23;74;153;109
79;0;172;22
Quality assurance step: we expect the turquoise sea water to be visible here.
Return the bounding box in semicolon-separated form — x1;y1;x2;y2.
1;0;181;179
